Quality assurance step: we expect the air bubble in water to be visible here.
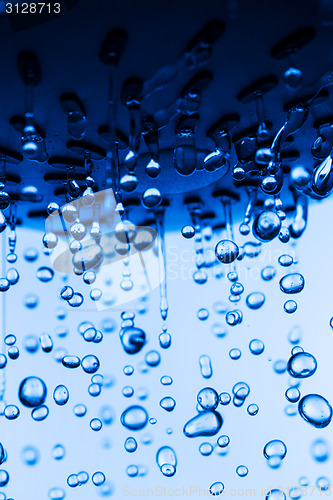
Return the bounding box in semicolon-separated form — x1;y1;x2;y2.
229;348;241;360
31;405;49;421
226;309;243;325
121;405;148;430
261;266;276;281
92;471;106;486
249;339;265;355
317;477;331;491
285;387;300;403
298;394;332;428
62;355;80;368
21;445;40;466
145;350;161;367
156;446;177;477
284;300;297;314
311;439;330;462
217;435;230;447
183;410;222;437
263;439;287;468
246;292;265;310
120;326;146;354
90;418;102;431
68;292;84;308
53;385;69;405
36;266;54;283
18;377;47;408
215;239;239;264
73;404;87;417
247;403;259;416
199;355;213;378
219;392;231;405
278;254;293;267
199;443;213;456
287;352;317;378
160;397;176;412
253;211;281;242
124;437;137;453
280;273;305;294
209;482;224;496
42;232;58;249
197;308;209;320
81;354;100;374
236;465;248;477
181;225;195;239
52;444;66;460
7;268;19;285
197;387;219;410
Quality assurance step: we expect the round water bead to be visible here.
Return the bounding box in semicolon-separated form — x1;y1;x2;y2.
145;350;161;367
226;309;242;326
288;325;302;344
36;266;54;283
18;377;47;408
284;67;303;89
263;439;287;467
253;211;281;242
120;406;148;431
298;394;332;428
52;444;65;460
0;354;7;369
124;365;134;376
90;418;102;431
6;268;19;285
284;300;297;314
122;386;134;398
160;375;173;386
42;232;58;249
316;477;331;491
68;292;84;308
21;445;40;466
142;188;162;208
0;278;12;292
48;487;65;499
31;405;49;421
285;387;300;403
181;225;195;239
246;292;265;310
4;404;20;420
278;254;293;267
160;397;176;412
247;404;259;416
92;471;106;486
62;355;80;368
217;435;230;447
219;392;231;406
159;332;171;348
209;482;224;496
0;470;9;487
197;308;209;321
81;355;100;374
53;385;69;406
311;439;330;462
124;437;137;453
249;339;265;355
236;465;248;477
4;334;16;346
265;490;286;500
261;265;276;281
197;387;219;410
60;286;74;301
229;348;241;360
8;345;19;360
287;352;317;378
73;404;87;417
215;239;239;264
273;360;287;374
199;443;213;456
280;273;305;294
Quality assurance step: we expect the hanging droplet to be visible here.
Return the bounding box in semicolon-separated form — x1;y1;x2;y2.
142;188;162;209
253;211;281;242
215;239;239;264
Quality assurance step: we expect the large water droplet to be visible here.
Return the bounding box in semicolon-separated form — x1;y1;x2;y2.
279;273;305;294
287;352;317;378
298;394;332;428
183;410;223;437
18;377;47;408
120;405;148;430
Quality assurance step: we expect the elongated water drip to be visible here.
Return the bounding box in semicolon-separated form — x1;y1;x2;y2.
155;208;168;321
254;92;269;140
122;79;142;172
243;188;257;225
142;116;160;178
187;200;205;270
271;106;309;154
311;149;333;197
289;190;308;238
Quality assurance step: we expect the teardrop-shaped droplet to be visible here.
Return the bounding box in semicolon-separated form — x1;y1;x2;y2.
183;410;223;437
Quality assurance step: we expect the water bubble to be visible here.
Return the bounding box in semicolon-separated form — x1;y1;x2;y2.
62;355;80;369
42;232;58;249
253;211;281;242
31;405;49;421
311;438;330;462
0;470;9;487
183;410;222;437
4;404;20;420
274;360;287;374
160;375;173;386
285;387;300;403
230;282;244;296
124;437;137;453
287;352;317;378
8;345;19;360
217;435;230;447
284;300;297;314
73;243;103;271
36;266;54;283
246;292;265;310
0;354;7;369
73;404;87;417
6;268;19;285
261;266;276;281
316;477;331;491
0;279;10;292
48;487;65;499
193;269;208;284
160;397;176;412
197;308;209;320
263;439;287;467
90;288;102;301
284;67;303;89
233;382;250;401
278;254;293;267
124;365;134;376
145;350;161;367
92;471;106;486
211;323;227;338
121;405;148;431
52;444;66;460
156;446;177;477
280;273;305;294
68;292;84;308
90;418;103;431
39;333;53;353
229;348;241;360
4;334;16;346
299;477;310;487
215;239;239;264
227;271;238;282
53;385;69;405
18;377;47;408
219;392;231;406
236;465;248;477
199;442;213;456
265;489;286;500
60;286;74;301
120;326;146;354
181;225;195;239
247;403;259;416
142;188;162;208
209;482;224;496
226;309;243;326
21;445;40;466
81;354;100;374
159;331;171;349
197;387;219;410
298;394;332;428
199;355;213;378
249;339;265;355
288;325;302;344
122;386;133;398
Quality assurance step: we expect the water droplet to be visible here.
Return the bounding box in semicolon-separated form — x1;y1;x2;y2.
18;377;47;408
160;397;176;412
145;350;161;367
142;188;162;208
219;392;231;405
124;437;137;453
280;273;305;294
73;404;87;417
229;348;241;360
246;292;265;310
181;225;195;239
261;266;276;281
215;239;239;264
0;279;10;292
285;387;301;403
36;266;54;283
265;489;286;500
68;292;84;308
60;286;74;301
316;477;331;491
263;439;287;467
236;465;248;477
81;354;100;374
92;471;106;486
52;444;66;460
39;333;53;353
42;232;58;249
247;403;259;416
120;327;146;354
287;352;317;378
62;355;80;369
284;300;297;314
90;418;102;431
199;355;213;378
197;308;209;320
6;268;19;285
249;339;265;355
183;410;222;437
31;404;49;421
311;438;330;462
209;482;224;496
226;309;243;325
217;435;230;447
199;442;213;456
121;405;148;430
156;446;177;477
21;445;40;466
53;385;69;405
4;404;20;420
197;387;219;410
298;394;332;428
